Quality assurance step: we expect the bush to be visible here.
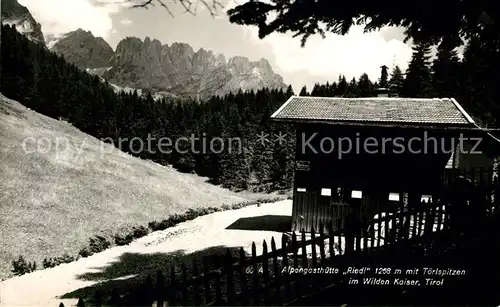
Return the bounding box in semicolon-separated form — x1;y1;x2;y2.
184;208;201;220
114;226;149;246
204;207;221;214
114;233;133;246
132;226;149;238
43;253;76;268
42;258;55;268
148;206;228;232
230;202;250;210
43;258;55;268
147;198;286;233
78;247;91;258
148;219;175;231
79;235;111;258
148;221;160;231
58;253;76;263
89;235;111;253
168;213;186;224
11;255;36;276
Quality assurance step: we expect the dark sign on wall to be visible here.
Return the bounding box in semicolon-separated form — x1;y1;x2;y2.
295;160;310;171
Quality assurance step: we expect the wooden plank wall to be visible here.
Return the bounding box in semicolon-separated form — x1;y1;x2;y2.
292;186;413;235
292;188;368;234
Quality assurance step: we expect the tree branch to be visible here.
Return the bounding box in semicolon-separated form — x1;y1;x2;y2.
128;0;224;17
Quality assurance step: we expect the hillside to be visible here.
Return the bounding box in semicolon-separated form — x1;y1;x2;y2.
0;93;273;280
1;22;297;195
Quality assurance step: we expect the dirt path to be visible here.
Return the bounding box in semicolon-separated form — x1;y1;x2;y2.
0;200;292;307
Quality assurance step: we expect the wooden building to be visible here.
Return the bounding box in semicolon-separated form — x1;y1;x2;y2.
270;96;497;233
375;87;389;97
446;133;499;170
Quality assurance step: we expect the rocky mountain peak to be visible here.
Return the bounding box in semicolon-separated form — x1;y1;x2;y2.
73;28;91;35
143;36;163;47
170;42;194;54
1;0;45;44
102;36;288;100
228;56;252;73
195;47;214;59
50;28;114;69
215;54;226;65
1;0;288;101
11;12;288;101
256;58;273;71
116;37;143;49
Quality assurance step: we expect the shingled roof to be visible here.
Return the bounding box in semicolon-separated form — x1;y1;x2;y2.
270;96;475;127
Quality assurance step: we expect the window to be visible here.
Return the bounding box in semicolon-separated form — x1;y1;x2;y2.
297;187;306;192
389;192;400;202
321;188;331;196
421;195;432;202
351;190;362;199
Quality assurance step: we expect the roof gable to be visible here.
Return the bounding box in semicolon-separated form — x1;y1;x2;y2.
271;96;475;127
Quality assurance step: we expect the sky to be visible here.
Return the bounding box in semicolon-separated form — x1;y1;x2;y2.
18;0;415;93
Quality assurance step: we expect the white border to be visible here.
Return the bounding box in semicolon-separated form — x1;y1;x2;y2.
450;97;475;124
270;95;296;118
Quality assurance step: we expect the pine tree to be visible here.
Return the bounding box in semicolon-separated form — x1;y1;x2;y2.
326;81;337;96
346;77;359;97
379;65;389;88
310;83;321;96
461;37;484;119
461;35;500;126
401;42;433;97
431;39;461;98
388;65;405;97
358;73;375;97
299;86;308;96
269;140;289;190
218;104;249;190
336;75;348;96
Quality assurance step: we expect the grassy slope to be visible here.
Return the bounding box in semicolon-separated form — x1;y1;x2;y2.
0;93;273;280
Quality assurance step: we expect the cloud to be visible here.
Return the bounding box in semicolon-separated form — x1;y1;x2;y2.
241;26;413;91
379;27;407;43
18;0;129;39
120;19;133;26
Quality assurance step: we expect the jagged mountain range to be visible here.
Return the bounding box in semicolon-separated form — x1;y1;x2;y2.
1;0;288;100
51;31;287;100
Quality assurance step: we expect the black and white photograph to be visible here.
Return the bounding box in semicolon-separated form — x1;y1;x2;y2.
1;0;500;306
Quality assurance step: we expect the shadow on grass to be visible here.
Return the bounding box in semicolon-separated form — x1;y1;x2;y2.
59;245;244;303
225;215;292;232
